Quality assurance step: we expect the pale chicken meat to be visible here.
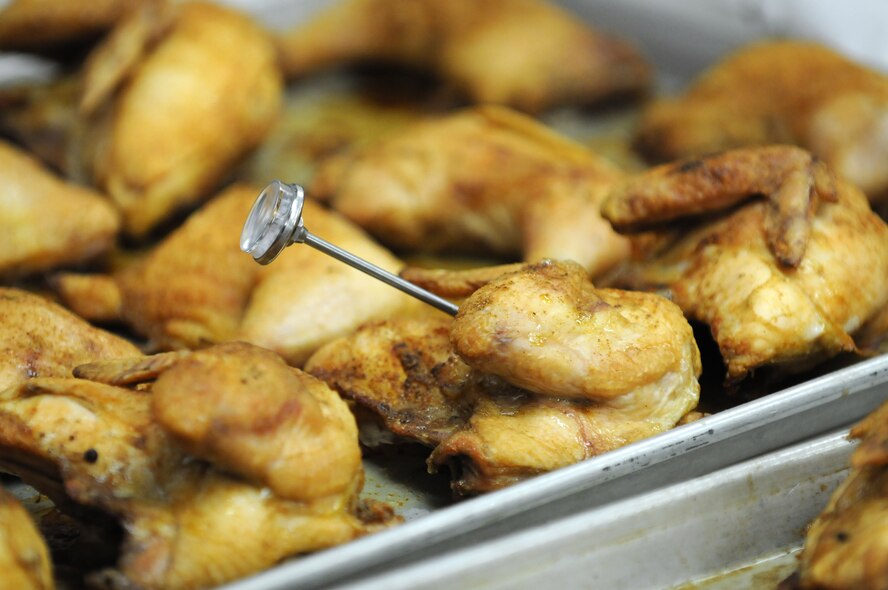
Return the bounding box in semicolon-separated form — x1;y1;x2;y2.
312;106;632;278
786;401;888;590
0;0;143;51
0;140;119;277
634;41;888;204
276;0;650;113
0;489;54;590
80;0;282;237
58;184;428;366
0;287;140;392
602;146;888;384
0;343;374;590
307;261;701;494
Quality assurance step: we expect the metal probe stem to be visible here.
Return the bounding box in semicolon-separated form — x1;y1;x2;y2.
301;231;460;316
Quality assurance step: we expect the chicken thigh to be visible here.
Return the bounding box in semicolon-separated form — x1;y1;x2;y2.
634;41;888;203
0;489;53;590
277;0;649;113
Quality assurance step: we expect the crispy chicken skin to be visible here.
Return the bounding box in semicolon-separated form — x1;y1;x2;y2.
312;106;631;277
307;261;701;494
0;344;370;590
276;0;649;113
0;288;140;392
789;402;888;590
100;184;424;364
0;489;54;590
634;41;888;203
0;140;119;277
0;0;142;51
603;147;888;384
81;0;282;237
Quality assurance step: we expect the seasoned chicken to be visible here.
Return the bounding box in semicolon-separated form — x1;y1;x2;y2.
634;41;888;203
312;106;632;277
80;0;282;237
0;0;142;51
0;140;119;278
0;287;140;392
787;402;888;590
277;0;649;113
307;261;701;493
0;489;54;590
58;184;427;365
602;147;888;384
0;343;374;590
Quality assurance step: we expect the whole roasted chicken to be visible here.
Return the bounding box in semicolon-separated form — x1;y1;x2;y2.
277;0;650;113
307;260;701;493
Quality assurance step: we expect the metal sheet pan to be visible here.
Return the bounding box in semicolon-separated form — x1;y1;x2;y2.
221;355;888;590
333;429;858;590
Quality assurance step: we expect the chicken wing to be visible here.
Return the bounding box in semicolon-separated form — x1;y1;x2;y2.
0;489;53;590
0;0;142;52
276;0;649;113
80;0;282;237
0;343;374;590
0;140;119;278
0;287;140;392
603;147;888;384
786;402;888;590
634;40;888;203
311;106;632;277
307;261;701;494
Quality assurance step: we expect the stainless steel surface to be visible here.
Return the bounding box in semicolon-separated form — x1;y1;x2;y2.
221;355;888;590
241;180;460;316
338;430;857;590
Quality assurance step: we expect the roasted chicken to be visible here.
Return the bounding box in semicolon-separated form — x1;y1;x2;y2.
0;140;119;278
0;287;140;392
276;0;650;113
0;488;53;590
80;0;282;237
634;40;888;204
307;260;701;493
602;146;888;384
0;342;374;590
312;106;632;278
786;401;888;590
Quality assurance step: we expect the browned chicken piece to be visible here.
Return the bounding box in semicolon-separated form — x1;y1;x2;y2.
0;344;374;590
50;272;123;324
80;0;282;237
634;40;888;204
276;0;649;113
0;0;143;51
312;106;632;278
0;489;54;590
307;261;701;494
787;401;888;590
62;184;426;365
0;287;140;392
603;147;888;385
0;140;119;278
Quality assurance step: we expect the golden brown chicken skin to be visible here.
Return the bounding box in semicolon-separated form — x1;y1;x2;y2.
0;288;140;392
603;147;888;384
312;106;632;278
98;184;426;364
307;261;701;494
0;0;142;51
634;40;888;203
0;489;54;590
0;344;373;590
277;0;649;113
787;402;888;590
0;140;119;278
81;0;282;237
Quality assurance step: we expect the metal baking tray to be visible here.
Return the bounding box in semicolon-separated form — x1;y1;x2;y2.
331;429;858;590
220;354;888;590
